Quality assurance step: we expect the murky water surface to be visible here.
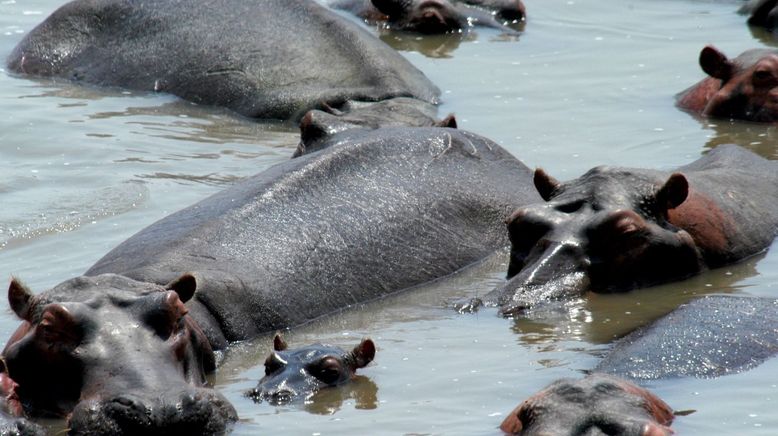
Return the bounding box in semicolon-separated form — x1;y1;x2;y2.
1;0;777;434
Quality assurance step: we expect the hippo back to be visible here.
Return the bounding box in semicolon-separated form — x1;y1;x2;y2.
674;144;778;266
7;0;439;120
596;295;778;380
87;127;539;341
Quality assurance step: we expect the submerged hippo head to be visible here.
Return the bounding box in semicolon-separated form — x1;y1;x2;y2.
2;274;237;435
249;334;375;405
294;98;456;157
677;45;778;123
372;0;467;33
497;167;702;314
500;374;674;435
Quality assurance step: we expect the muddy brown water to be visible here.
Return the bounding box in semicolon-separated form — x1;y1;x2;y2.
1;0;777;434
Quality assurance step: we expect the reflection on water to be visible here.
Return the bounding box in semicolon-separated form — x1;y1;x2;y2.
304;376;379;415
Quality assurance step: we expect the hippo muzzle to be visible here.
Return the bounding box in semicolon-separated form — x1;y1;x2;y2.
68;388;236;436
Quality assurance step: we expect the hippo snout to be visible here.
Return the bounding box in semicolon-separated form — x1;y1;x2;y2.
68;388;237;435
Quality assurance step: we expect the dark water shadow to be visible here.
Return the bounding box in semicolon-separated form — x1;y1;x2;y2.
304;376;379;415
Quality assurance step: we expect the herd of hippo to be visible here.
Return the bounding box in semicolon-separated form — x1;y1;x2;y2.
2;0;778;434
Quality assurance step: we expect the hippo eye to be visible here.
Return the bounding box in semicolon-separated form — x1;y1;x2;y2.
312;357;343;385
753;68;778;88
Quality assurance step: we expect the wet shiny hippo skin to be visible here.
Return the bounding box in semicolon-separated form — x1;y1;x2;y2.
468;144;778;314
500;374;674;436
596;295;778;380
249;334;375;405
7;0;439;121
330;0;525;34
3;275;237;435
676;45;778;122
85;127;540;343
0;361;45;436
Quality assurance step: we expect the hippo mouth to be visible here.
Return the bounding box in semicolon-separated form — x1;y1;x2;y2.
67;389;237;436
498;271;590;316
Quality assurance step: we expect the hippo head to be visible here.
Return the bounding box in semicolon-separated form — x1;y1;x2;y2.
2;274;237;434
372;0;466;33
294;98;456;157
745;0;778;32
464;0;526;22
690;46;778;123
500;374;674;435
497;167;703;314
249;334;375;405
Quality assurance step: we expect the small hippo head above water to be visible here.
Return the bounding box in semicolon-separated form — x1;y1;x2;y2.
496;167;702;315
677;45;778;123
2;274;237;434
249;334;375;405
500;374;674;435
370;0;524;34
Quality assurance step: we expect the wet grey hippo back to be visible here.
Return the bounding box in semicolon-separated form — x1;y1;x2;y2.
596;295;778;380
7;0;439;120
86;127;540;345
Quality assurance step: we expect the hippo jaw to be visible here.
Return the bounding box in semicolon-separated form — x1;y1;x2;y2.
3;274;237;433
249;334;375;406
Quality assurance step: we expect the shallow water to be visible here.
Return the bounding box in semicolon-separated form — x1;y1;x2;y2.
1;0;777;434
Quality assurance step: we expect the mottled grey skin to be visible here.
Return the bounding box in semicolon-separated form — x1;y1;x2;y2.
86;127;539;347
249;334;375;405
463;144;778;314
330;0;524;34
596;296;778;380
500;374;674;436
7;0;439;121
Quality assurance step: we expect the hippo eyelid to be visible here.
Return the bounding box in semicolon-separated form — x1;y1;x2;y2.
554;200;584;214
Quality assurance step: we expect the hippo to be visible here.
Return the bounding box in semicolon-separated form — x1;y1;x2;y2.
500;374;674;436
249;334;375;405
7;0;439;122
676;45;778;123
460;144;778;314
741;0;778;32
4;126;539;432
329;0;525;34
596;295;778;380
0;361;45;436
294;98;457;157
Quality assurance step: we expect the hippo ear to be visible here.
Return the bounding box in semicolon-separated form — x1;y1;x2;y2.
700;46;734;81
273;333;288;351
371;0;408;18
299;111;328;147
534;168;561;201
8;278;35;321
351;338;376;369
436;114;458;129
165;273;198;304
656;173;689;211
